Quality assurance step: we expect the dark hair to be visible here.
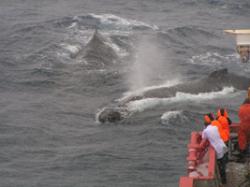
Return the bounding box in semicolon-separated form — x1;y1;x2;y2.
204;113;214;126
207;113;214;121
204;122;209;127
220;108;225;116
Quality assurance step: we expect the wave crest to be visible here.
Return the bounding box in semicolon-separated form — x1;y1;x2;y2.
161;110;188;125
126;87;235;112
88;14;159;31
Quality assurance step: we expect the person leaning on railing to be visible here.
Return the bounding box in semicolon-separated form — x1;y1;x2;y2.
205;113;228;144
200;113;228;185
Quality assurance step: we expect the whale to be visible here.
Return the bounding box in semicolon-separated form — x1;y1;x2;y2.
97;68;250;123
73;30;120;68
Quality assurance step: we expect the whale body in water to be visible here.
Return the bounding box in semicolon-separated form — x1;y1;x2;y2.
97;68;250;123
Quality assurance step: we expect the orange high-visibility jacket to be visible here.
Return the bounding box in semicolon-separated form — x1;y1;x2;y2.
238;104;250;151
211;120;228;142
217;110;230;142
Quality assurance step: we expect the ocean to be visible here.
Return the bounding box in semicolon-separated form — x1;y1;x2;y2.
1;0;250;186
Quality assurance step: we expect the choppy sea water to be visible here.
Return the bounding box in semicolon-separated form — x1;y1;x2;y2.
1;0;250;186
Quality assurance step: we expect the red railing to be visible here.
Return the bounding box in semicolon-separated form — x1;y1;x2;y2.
186;132;205;173
179;131;216;187
179;123;240;187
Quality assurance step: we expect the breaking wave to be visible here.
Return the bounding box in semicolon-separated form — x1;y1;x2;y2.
87;14;159;31
189;52;239;66
55;13;159;32
160;110;187;125
126;87;235;112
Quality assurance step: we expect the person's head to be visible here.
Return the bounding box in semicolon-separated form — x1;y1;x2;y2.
204;113;214;126
217;108;228;118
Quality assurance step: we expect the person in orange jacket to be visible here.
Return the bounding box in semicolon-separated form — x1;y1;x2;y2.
204;113;228;143
238;88;250;153
216;108;232;145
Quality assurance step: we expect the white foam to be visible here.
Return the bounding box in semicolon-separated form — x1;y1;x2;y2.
60;43;81;54
161;110;183;124
73;15;81;22
63;44;81;54
189;52;239;66
56;43;82;61
126;87;235;112
118;79;181;103
56;51;69;59
103;37;129;58
68;22;78;29
89;13;159;31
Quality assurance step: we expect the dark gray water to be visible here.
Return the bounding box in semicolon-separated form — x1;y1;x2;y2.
1;0;250;186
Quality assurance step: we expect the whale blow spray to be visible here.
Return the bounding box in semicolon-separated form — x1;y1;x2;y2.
127;36;171;91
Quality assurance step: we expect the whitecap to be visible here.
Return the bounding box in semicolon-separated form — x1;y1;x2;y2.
189;52;239;66
161;110;185;125
62;44;81;54
103;37;129;58
57;43;82;59
89;13;159;31
67;22;78;29
126;87;235;112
